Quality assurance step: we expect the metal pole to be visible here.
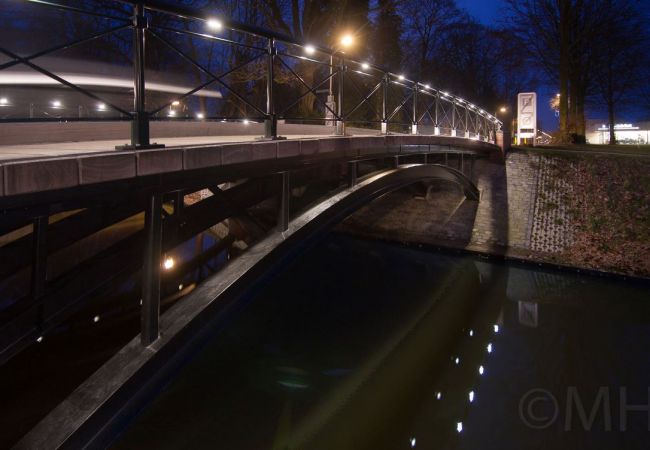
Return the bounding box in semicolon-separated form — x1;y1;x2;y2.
451;103;456;136
326;54;336;127
434;92;439;135
278;171;290;232
121;3;163;150
31;216;48;332
348;161;357;187
465;107;469;138
141;192;162;346
381;74;388;134
411;83;418;134
336;55;345;136
264;37;277;139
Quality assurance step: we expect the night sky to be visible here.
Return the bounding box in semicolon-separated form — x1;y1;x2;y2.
456;0;508;26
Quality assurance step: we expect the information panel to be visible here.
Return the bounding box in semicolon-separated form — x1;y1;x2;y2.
517;92;537;145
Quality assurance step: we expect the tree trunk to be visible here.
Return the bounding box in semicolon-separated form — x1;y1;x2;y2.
558;0;571;143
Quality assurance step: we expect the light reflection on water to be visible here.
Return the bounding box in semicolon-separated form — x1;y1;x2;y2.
113;234;650;450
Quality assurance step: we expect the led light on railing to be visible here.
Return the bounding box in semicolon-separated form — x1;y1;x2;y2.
243;119;250;125
479;365;484;375
304;45;316;55
442;91;449;96
424;84;430;89
361;62;370;70
0;97;8;105
487;343;493;353
456;422;463;433
196;113;205;119
97;102;106;111
207;18;223;31
168;110;176;117
398;74;405;81
494;324;499;333
93;315;100;323
51;100;61;108
436;391;442;400
36;336;43;343
172;100;180;106
410;437;416;448
469;391;475;403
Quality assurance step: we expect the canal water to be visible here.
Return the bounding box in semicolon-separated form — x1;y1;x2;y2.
113;234;650;450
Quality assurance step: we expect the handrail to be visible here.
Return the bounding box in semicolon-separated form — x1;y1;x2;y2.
2;0;503;148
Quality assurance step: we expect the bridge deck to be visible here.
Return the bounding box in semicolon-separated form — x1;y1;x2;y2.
0;127;500;202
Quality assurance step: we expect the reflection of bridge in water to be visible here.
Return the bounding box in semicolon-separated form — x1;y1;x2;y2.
0;0;508;447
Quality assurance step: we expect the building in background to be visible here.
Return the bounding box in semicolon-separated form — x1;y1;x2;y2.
586;120;650;144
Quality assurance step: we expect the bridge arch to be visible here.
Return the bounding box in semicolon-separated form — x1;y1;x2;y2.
17;163;479;449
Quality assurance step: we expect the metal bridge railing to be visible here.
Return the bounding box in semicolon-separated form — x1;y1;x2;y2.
0;0;502;149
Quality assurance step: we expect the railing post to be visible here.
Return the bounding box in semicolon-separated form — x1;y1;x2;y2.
31;216;48;334
141;191;162;346
335;56;345;136
264;37;279;139
411;83;418;135
119;2;163;150
465;106;470;139
451;102;456;137
381;73;388;135
278;171;290;231
434;92;440;135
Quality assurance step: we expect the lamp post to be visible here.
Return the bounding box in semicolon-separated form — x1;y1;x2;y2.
326;34;354;128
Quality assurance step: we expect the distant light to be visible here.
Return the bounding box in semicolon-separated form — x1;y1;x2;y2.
340;34;354;47
442;91;449;96
556;93;561;97
398;74;405;81
304;45;316;55
0;97;8;105
243;119;250;124
93;315;100;323
469;329;474;337
139;299;143;306
361;62;370;70
196;113;204;119
178;284;184;291
36;336;43;343
458;99;465;103
456;422;463;433
436;391;442;400
51;100;61;108
163;257;175;270
500;107;507;113
479;365;484;375
469;391;475;403
172;100;180;106
494;324;499;333
454;357;460;365
487;343;493;353
207;18;223;31
424;84;430;89
97;102;106;111
410;437;416;448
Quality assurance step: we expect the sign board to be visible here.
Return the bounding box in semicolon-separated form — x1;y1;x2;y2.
517;92;537;145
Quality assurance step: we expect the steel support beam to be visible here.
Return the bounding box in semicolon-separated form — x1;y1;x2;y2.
141;192;163;346
31;216;48;331
348;161;358;187
381;74;388;134
278;171;290;232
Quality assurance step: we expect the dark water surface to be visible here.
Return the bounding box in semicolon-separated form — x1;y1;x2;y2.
114;234;650;450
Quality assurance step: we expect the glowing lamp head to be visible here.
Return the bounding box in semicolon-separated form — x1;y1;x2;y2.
196;113;204;119
304;45;316;55
163;257;175;270
500;107;507;113
361;62;370;70
207;18;223;31
340;34;354;47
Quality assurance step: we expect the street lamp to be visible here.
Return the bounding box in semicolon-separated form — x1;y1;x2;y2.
327;33;355;126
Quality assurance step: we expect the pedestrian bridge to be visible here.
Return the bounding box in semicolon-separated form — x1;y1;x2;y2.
1;0;504;448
